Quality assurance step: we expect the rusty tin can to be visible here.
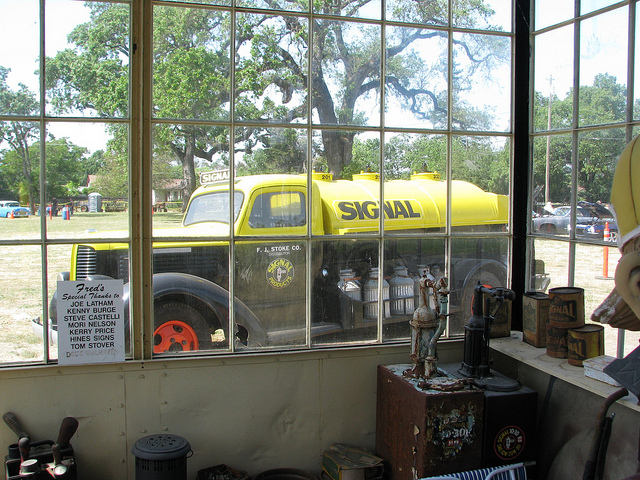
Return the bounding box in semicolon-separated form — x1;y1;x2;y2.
546;324;568;358
523;292;549;347
548;287;585;329
567;325;605;366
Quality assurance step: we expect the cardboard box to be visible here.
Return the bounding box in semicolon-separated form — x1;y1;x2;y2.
322;444;383;480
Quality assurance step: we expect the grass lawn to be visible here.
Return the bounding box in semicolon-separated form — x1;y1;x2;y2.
0;211;184;240
0;211;183;364
0;212;636;364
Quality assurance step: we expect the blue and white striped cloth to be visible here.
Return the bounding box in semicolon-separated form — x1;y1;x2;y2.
420;463;527;480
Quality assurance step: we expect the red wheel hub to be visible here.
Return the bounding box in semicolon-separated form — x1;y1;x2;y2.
154;321;200;353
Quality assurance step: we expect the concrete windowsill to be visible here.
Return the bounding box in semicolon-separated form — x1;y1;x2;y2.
490;331;640;413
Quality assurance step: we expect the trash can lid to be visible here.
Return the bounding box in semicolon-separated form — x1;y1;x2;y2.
131;434;191;460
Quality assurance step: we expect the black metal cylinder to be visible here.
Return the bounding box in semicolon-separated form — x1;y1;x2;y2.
131;434;191;480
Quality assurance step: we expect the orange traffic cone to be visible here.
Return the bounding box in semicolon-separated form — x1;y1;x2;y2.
10;210;14;219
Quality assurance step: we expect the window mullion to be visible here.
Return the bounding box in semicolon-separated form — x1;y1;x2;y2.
129;0;153;360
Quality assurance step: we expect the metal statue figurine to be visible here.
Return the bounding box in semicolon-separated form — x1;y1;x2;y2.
404;273;449;379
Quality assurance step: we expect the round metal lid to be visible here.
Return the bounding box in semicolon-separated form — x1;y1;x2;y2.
131;434;191;460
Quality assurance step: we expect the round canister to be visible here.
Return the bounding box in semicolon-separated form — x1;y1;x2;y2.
131;434;191;480
567;324;605;366
548;287;585;328
546;324;568;358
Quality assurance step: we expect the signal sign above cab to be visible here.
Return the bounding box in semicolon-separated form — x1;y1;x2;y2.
200;170;230;186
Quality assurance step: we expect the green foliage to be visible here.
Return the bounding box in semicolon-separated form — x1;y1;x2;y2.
532;73;628;205
8;1;630;207
89;154;128;198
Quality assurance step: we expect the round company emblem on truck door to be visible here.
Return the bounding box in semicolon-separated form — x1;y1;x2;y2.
266;258;295;288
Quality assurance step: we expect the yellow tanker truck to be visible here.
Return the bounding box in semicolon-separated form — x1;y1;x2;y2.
35;170;509;352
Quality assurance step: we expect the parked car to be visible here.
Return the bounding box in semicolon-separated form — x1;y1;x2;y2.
575;219;618;242
532;201;614;235
0;201;30;218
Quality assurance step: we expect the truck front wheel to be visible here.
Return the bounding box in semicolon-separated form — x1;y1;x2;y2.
153;302;213;353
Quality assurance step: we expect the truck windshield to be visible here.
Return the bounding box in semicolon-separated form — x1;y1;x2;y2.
183;191;244;226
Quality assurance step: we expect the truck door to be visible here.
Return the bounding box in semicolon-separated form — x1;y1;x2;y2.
235;188;308;346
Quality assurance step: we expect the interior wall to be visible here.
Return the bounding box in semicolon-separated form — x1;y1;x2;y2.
0;343;462;480
4;341;636;480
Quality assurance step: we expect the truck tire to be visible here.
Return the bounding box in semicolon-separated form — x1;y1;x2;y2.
540;223;556;234
153;301;213;353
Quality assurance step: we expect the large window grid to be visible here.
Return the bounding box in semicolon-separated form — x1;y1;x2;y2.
0;0;514;364
529;0;640;357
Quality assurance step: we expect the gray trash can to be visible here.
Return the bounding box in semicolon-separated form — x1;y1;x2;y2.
131;434;191;480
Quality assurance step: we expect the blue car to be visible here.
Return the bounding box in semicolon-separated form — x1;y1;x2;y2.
575;220;618;242
0;201;30;218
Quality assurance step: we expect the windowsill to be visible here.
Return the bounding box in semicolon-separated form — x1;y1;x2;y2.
490;331;640;413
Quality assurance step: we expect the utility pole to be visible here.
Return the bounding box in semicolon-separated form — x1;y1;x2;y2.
545;75;553;205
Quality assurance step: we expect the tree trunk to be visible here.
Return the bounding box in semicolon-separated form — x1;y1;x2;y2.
321;130;355;178
181;135;198;212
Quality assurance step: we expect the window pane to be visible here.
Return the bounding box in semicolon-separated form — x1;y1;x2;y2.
533;26;574;132
384;133;447;180
312;20;381;127
385;26;448;130
386;0;446;26
579;8;628;128
531;133;572;232
449;237;509;335
151;241;232;355
239;0;307;12
581;0;621;16
534;0;573;30
162;0;231;6
576;129;623;244
383;238;445;342
153;124;229;235
311;239;379;346
452;32;511;132
383;132;448;234
234;127;308;236
453;0;512;32
153;5;231;122
45;122;120;239
235;14;308;124
0;121;40;240
0;245;44;364
236;241;306;348
451;135;510;233
45;1;130;118
0;0;40;110
236;127;308;177
314;0;381;20
532;238;568;291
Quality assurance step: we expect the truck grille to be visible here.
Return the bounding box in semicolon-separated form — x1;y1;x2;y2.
75;246;97;279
